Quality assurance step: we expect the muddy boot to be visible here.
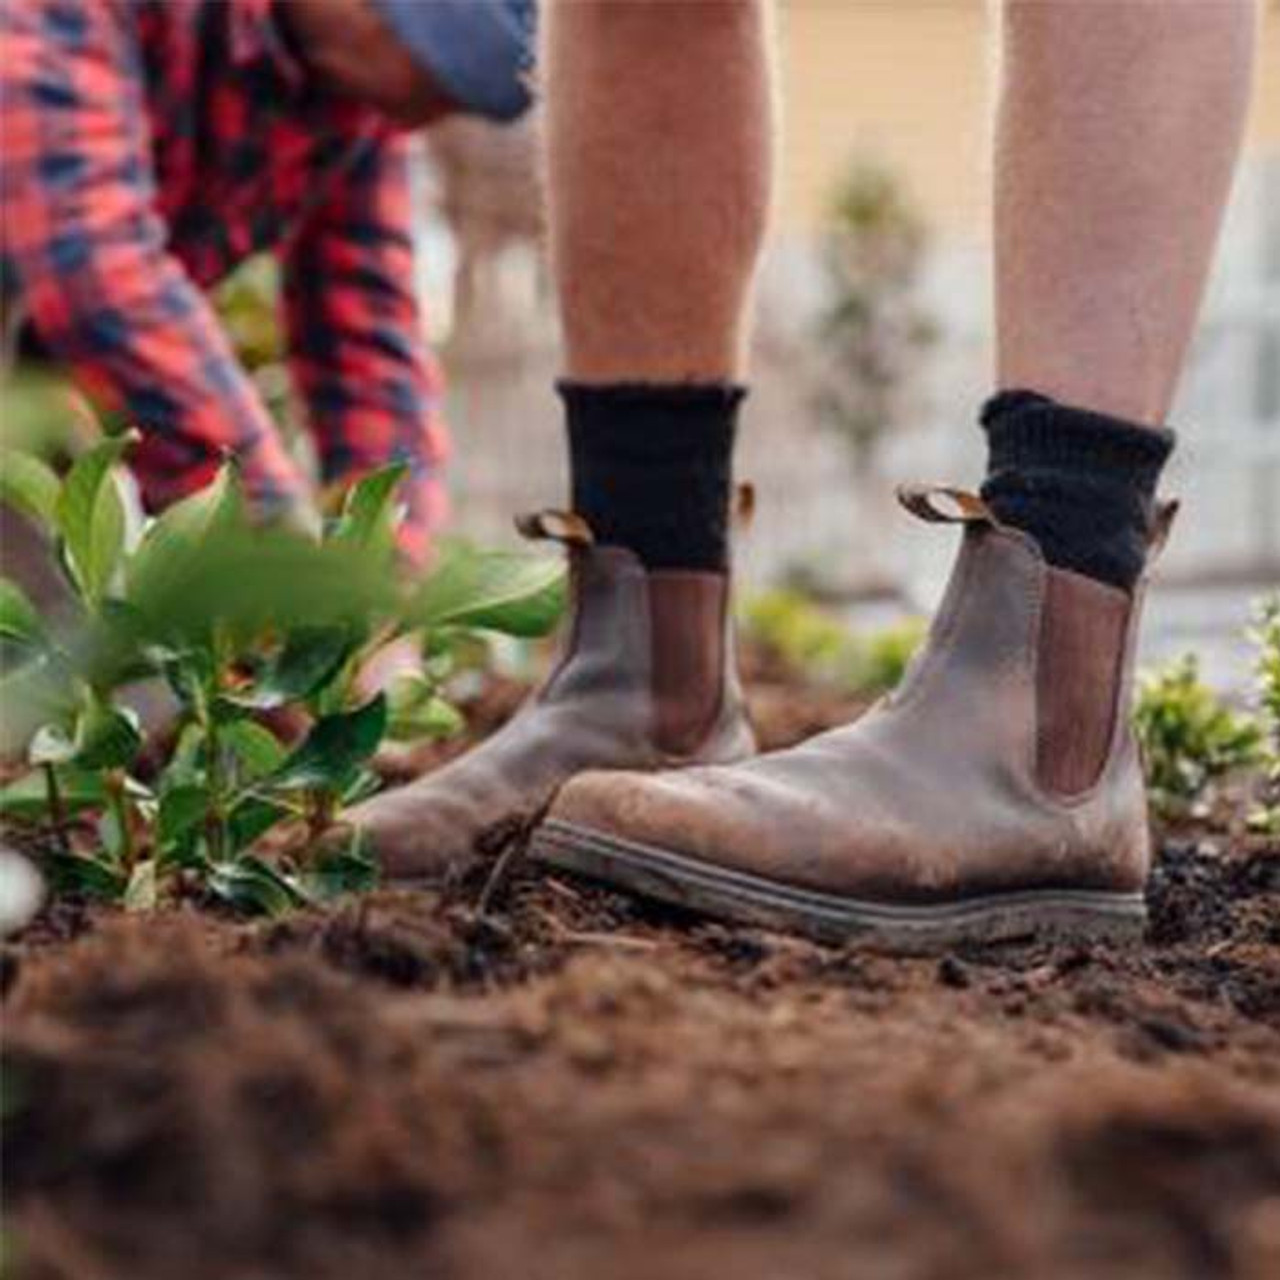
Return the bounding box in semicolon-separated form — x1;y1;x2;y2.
339;513;755;882
533;485;1177;952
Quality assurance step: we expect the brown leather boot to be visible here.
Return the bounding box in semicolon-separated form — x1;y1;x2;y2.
339;513;756;882
533;485;1177;952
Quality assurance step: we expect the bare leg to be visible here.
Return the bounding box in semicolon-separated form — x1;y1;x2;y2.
343;1;774;877
528;0;1261;950
996;0;1257;425
543;0;774;382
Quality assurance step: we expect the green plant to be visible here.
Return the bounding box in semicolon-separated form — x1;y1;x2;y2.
739;588;923;698
811;157;938;474
0;438;564;915
741;589;852;677
1133;653;1265;820
211;255;300;436
1247;594;1280;833
856;619;926;695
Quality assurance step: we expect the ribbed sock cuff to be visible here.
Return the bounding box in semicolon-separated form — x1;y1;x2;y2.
980;390;1175;485
979;389;1176;590
560;381;743;571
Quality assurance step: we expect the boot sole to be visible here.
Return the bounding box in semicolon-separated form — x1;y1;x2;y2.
531;819;1147;953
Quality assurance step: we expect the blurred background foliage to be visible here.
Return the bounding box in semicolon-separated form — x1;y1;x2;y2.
810;159;938;476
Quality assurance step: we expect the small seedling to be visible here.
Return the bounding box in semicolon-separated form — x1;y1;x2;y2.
0;438;564;916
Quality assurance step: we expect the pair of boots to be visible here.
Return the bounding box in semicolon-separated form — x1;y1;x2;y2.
347;475;1174;952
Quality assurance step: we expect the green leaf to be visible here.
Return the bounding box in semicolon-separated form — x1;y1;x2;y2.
158;648;216;711
127;525;393;646
225;796;291;853
330;462;408;560
123;860;159;911
126;462;243;600
227;627;355;710
28;723;77;766
385;675;464;742
0;368;85;455
0;766;107;819
410;547;566;637
157;783;209;849
223;718;287;782
268;695;387;792
97;803;127;859
0;449;61;529
74;701;142;770
46;852;125;902
146;459;243;544
0;655;80;756
165;721;207;783
77;598;158;692
340;768;381;807
0;580;44;649
297;839;378;903
55;433;135;604
208;855;303;916
416;697;464;739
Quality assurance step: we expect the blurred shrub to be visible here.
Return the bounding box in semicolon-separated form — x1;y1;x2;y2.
1134;654;1264;820
0;367;92;461
858;619;926;695
741;589;851;675
811;158;938;474
740;588;923;698
214;255;285;371
212;255;296;432
1248;595;1280;833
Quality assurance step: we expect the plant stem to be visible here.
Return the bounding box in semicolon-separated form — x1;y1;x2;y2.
106;768;136;871
204;713;229;864
43;763;71;858
195;653;230;864
303;788;336;864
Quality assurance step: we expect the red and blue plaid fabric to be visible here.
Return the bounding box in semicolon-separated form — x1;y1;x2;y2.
1;0;447;563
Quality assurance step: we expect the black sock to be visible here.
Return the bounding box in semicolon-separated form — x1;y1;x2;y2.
561;382;743;572
979;390;1176;591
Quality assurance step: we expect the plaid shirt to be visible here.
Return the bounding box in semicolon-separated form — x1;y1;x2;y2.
1;0;446;562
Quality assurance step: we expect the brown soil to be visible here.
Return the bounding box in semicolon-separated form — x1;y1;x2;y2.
4;676;1279;1280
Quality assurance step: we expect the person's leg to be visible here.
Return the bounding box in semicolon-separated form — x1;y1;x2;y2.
341;0;774;878
995;0;1256;428
547;0;772;574
979;0;1256;794
546;0;772;384
535;0;1258;950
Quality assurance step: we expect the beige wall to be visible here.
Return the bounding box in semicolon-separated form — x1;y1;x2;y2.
777;0;1280;238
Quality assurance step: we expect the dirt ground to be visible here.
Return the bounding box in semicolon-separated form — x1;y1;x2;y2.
4;666;1279;1280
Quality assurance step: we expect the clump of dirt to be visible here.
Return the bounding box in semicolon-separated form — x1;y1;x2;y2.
4;673;1280;1280
5;920;493;1280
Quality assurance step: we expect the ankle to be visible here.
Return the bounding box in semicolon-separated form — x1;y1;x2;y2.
979;389;1175;591
561;381;743;572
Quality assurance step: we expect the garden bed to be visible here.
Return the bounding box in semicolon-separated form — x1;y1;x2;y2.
5;672;1279;1280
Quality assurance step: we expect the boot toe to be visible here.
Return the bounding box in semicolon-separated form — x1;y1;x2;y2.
342;780;481;882
546;764;776;869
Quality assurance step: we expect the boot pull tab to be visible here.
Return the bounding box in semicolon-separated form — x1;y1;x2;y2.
734;482;756;531
896;484;997;527
1146;498;1180;564
514;509;595;548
